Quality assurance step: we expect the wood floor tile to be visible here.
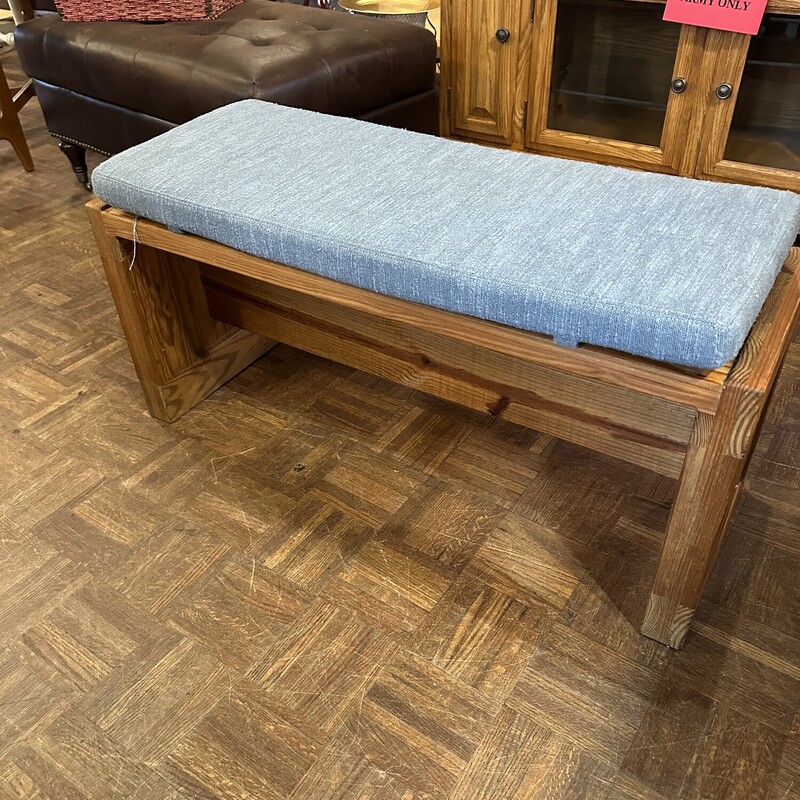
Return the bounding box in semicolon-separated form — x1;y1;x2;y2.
733;486;800;556
289;737;420;800
383;480;506;569
79;633;230;764
311;447;425;527
560;549;672;671
433;417;546;508
172;390;292;457
621;673;716;798
739;543;800;640
751;438;800;490
770;718;800;800
35;502;145;576
467;512;591;610
69;580;173;647
449;705;616;800
375;405;473;475
691;602;800;683
323;537;457;636
252;419;350;488
163;678;325;800
231;346;352;413
171;550;310;670
508;623;661;765
679;705;785;800
108;526;230;618
670;631;800;734
305;378;411;440
606;773;671;800
12;710;175;800
249;599;397;732
0;516;32;560
19;589;141;693
513;463;630;547
706;522;800;641
70;481;170;547
414;577;550;703
339;651;496;800
0;542;89;645
0;451;103;529
253;494;374;593
180;463;298;551
0;424;57;489
121;439;234;509
0;650;71;761
10;581;168;699
39;327;123;379
0;361;77;420
62;405;178;478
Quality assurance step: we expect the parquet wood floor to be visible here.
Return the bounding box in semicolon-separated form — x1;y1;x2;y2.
1;47;800;800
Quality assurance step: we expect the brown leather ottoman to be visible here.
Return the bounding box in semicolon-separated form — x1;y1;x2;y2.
13;0;438;185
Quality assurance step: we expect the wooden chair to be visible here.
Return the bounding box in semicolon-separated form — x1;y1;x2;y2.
0;0;34;170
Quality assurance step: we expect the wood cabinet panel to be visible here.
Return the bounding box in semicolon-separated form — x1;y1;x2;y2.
446;0;525;145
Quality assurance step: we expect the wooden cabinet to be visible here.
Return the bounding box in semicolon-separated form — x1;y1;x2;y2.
443;0;527;144
440;0;800;191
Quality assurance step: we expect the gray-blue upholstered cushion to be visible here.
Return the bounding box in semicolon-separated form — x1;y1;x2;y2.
92;100;800;369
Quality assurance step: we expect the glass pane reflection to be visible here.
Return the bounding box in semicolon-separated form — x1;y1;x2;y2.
548;0;681;146
724;15;800;172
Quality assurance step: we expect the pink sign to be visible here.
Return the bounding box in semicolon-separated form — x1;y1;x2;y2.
663;0;768;35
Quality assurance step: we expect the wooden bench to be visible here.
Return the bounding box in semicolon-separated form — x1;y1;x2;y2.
87;197;800;650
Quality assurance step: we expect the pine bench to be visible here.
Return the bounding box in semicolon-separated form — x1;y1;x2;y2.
87;102;800;649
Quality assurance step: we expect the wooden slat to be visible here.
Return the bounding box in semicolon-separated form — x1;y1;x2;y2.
95;204;728;415
201;266;698;447
204;279;689;478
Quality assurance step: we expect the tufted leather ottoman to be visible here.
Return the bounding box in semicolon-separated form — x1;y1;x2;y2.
13;0;438;184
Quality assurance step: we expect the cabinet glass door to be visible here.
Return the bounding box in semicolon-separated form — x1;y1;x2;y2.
527;0;700;174
696;16;799;190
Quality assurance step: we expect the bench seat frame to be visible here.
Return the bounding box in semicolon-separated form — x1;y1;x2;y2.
88;199;800;649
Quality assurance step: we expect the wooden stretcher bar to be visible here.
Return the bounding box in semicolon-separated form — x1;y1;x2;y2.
87;198;800;649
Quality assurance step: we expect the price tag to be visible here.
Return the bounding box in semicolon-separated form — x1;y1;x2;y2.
663;0;768;35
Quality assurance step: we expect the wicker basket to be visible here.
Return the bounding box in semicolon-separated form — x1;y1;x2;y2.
53;0;243;22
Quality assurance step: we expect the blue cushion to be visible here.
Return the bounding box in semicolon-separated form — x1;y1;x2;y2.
92;100;800;369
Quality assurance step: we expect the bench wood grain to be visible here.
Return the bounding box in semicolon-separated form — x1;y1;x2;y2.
87;198;800;649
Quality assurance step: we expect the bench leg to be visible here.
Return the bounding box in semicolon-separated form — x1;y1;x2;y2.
642;387;764;649
87;202;275;422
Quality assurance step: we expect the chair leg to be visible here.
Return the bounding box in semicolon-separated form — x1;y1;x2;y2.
0;61;33;171
58;140;90;189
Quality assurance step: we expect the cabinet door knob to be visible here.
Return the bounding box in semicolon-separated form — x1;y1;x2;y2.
716;82;733;100
496;28;511;43
670;77;687;94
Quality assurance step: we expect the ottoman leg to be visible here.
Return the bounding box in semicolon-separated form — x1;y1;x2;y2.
58;140;90;188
